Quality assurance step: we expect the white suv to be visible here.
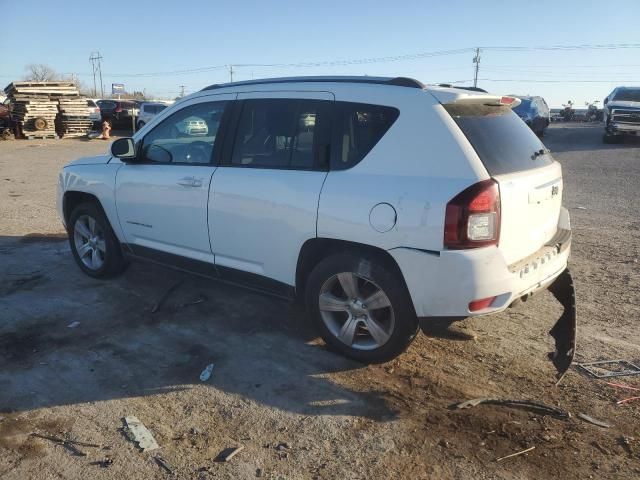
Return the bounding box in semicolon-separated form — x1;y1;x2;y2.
57;76;573;364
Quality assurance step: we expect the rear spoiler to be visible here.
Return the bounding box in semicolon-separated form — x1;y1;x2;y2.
448;95;522;108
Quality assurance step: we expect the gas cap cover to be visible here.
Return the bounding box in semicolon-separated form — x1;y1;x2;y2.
369;203;397;233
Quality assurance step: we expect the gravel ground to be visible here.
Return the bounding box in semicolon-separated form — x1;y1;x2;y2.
0;124;639;479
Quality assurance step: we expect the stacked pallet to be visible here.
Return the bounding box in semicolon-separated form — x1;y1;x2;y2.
3;81;79;138
57;97;93;137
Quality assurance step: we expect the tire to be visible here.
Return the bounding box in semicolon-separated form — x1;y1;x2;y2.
33;117;48;131
68;202;128;278
305;252;418;363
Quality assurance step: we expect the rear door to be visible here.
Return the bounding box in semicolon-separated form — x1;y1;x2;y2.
208;92;333;291
446;103;562;264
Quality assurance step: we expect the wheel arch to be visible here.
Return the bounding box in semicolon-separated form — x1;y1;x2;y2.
295;238;415;313
63;191;107;227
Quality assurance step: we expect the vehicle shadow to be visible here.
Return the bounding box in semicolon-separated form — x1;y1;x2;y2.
0;236;398;421
545;123;640;153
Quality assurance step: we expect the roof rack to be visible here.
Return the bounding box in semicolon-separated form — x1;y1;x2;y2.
201;76;424;91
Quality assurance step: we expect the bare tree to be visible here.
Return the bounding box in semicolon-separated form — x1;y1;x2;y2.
24;64;58;82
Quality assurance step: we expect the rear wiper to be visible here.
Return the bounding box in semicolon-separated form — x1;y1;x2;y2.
531;148;548;160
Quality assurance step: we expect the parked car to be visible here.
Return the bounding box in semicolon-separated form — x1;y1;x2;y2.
512;96;550;136
602;86;640;143
137;102;168;130
96;99;139;128
87;99;101;123
57;76;573;366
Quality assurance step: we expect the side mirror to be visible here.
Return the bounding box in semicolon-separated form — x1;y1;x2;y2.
110;137;136;160
603;97;609;104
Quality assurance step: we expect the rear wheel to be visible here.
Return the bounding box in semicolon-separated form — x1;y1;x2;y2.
305;252;418;363
68;202;128;278
603;133;621;144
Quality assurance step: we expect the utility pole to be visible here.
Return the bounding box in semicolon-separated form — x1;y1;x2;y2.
472;47;481;88
179;85;185;98
89;51;104;98
229;65;234;83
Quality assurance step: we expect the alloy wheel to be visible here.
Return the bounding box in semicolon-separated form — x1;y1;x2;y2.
318;272;395;350
73;214;106;270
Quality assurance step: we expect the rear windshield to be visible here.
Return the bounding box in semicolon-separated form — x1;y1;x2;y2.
445;103;553;176
97;100;117;110
612;89;640;102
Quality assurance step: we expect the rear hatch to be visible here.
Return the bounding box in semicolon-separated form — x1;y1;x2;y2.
444;100;562;265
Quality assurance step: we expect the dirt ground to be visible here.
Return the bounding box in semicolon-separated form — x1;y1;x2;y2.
1;124;639;479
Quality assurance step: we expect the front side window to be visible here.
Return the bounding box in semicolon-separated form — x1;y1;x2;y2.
231;99;328;169
333;102;399;170
140;101;226;164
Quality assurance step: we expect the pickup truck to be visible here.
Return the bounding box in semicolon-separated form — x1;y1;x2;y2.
603;86;640;143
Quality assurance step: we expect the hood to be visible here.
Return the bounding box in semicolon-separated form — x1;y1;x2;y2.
65;154;112;167
607;100;640;109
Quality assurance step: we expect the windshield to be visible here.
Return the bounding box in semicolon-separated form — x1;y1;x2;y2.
445;103;553;176
513;99;532;114
612;89;640;102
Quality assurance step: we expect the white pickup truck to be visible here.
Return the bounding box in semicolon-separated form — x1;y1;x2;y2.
603;86;640;143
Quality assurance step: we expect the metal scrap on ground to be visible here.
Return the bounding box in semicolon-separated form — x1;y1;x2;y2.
451;398;570;419
577;360;640;378
577;413;611;428
123;416;160;452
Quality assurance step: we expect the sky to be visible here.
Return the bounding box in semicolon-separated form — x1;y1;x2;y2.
2;0;640;107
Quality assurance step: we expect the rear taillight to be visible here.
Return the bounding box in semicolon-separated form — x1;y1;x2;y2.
444;179;500;249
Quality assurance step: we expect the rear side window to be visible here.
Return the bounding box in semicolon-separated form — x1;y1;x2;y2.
97;100;117;110
445;104;553;176
332;103;399;170
230;99;329;170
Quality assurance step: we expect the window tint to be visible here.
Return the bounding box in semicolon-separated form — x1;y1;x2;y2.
333;102;399;170
231;99;327;169
445;104;553;176
97;100;117;110
140;101;226;164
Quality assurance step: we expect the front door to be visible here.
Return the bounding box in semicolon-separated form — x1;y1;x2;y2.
208;92;333;292
115;95;233;267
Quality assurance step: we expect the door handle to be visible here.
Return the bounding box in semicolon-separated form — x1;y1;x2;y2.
177;176;204;188
177;176;196;187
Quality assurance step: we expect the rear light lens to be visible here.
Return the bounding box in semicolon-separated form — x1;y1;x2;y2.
444;179;500;249
469;296;496;312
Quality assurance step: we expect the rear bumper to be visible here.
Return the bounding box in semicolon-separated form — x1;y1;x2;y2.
391;210;571;318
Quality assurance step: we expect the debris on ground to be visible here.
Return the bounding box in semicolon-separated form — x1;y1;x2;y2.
275;442;291;451
154;455;174;475
90;457;114;468
577;413;611;428
151;279;184;314
67;321;80;328
199;364;215;382
123;416;160;452
577;360;640;378
215;445;244;462
619;436;634;456
496;446;535;462
451;398;570;419
603;381;640;405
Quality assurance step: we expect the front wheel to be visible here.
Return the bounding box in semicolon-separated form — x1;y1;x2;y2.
305;252;418;363
68;202;128;278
